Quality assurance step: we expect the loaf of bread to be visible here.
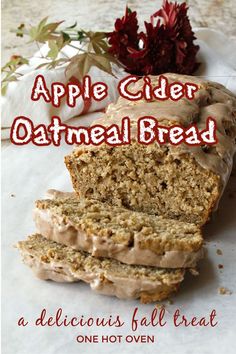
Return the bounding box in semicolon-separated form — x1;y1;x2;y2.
65;74;236;225
16;234;185;303
34;190;203;268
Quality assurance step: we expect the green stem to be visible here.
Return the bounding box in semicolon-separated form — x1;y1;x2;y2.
68;43;85;50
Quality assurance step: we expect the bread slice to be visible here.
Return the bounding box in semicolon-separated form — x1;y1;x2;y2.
16;234;185;303
34;190;204;268
65;74;236;226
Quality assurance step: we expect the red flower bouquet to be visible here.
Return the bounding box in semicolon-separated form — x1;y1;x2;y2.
107;1;200;75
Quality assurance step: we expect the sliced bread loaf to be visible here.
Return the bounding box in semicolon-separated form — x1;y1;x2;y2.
65;74;236;225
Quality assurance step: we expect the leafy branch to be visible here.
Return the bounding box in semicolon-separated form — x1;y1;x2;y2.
1;56;29;95
2;17;120;94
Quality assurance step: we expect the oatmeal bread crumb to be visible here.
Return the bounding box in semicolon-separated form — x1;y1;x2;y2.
218;287;232;295
16;234;186;303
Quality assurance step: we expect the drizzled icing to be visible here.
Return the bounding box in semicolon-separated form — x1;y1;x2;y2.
21;253;183;300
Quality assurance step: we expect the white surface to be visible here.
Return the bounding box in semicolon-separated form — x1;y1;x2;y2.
2;29;236;354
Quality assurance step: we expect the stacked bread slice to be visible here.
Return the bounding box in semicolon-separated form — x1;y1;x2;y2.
17;74;236;303
17;190;203;303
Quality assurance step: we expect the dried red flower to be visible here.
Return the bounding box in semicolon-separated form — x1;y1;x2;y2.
107;1;200;76
107;7;141;73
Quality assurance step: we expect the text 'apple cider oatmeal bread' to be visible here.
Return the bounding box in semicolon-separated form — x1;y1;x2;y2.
65;74;236;225
34;190;204;268
16;234;185;303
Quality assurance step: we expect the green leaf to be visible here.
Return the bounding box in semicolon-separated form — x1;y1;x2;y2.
66;21;77;29
43;21;63;33
1;55;29;95
65;51;116;81
102;52;119;65
127;7;132;14
61;31;70;42
38;17;48;31
1;74;19;95
96;39;109;52
28;18;63;43
88;53;113;75
83;31;110;56
1;82;8;96
91;42;102;54
65;53;88;81
47;40;60;60
77;30;86;41
1;56;29;72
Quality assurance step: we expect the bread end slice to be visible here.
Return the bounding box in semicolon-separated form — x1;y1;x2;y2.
16;234;185;303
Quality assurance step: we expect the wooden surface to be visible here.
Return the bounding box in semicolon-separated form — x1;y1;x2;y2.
2;0;236;65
